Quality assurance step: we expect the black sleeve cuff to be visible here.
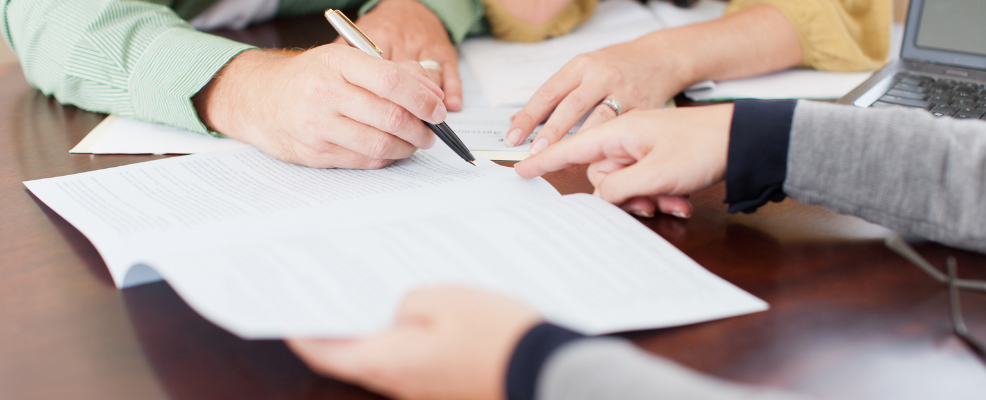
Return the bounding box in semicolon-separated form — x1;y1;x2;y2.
724;99;797;214
506;322;587;400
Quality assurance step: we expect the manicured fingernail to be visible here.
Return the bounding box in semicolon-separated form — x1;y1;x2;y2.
425;134;437;149
530;138;548;154
505;128;522;147
632;210;654;218
431;103;447;123
671;211;691;219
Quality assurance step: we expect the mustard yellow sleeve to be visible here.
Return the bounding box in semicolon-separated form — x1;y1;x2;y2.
726;0;892;71
480;0;598;43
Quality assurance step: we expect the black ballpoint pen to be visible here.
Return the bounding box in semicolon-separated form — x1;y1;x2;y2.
324;9;479;167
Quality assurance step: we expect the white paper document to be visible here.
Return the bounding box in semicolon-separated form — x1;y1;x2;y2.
684;69;876;101
460;0;665;107
71;115;251;155
648;0;726;28
25;146;766;338
446;64;581;161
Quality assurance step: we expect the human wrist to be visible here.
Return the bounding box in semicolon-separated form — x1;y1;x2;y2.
193;49;282;137
505;323;587;400
724;99;797;213
637;30;700;95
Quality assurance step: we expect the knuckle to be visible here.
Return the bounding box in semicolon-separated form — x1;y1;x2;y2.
534;85;559;104
366;158;393;169
308;81;334;101
600;65;621;83
299;148;330;169
565;94;587;113
399;60;422;72
410;88;434;111
515;112;539;127
382;105;410;132
571;53;591;67
595;104;615;119
368;136;396;159
378;64;402;95
540;126;562;140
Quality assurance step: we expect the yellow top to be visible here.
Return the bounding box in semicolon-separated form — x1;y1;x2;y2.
482;0;891;72
480;0;598;43
726;0;892;71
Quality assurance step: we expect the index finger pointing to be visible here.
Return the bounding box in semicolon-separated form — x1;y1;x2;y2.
514;123;613;178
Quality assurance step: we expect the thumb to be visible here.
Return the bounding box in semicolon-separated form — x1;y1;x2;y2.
286;338;372;380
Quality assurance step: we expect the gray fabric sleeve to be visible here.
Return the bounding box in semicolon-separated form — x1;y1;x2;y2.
785;101;986;253
537;338;810;400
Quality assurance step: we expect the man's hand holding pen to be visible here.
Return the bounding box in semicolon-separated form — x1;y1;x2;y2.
193;46;445;169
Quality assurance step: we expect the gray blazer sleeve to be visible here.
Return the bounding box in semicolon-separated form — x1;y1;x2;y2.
537;338;810;400
785;101;986;253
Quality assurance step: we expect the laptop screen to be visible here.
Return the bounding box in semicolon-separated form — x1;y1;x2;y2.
915;0;986;57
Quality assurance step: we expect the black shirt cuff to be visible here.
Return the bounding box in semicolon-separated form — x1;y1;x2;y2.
724;99;797;214
506;322;586;400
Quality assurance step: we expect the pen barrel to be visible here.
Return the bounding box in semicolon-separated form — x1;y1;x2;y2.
325;10;384;59
427;122;474;162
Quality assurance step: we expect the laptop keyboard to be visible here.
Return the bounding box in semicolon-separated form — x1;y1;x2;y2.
871;74;986;120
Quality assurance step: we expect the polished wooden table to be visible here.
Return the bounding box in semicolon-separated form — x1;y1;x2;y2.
1;15;984;400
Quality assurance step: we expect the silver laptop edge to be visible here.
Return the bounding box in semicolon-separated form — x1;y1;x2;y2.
838;0;986;107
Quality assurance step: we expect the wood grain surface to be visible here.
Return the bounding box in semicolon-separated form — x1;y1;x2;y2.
1;13;984;400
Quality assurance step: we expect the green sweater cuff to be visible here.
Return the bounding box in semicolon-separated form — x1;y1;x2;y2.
358;0;486;45
130;28;255;135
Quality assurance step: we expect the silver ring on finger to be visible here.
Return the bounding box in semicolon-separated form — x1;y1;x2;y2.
419;59;442;73
601;98;623;116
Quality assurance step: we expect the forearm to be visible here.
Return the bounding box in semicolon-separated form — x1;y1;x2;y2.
505;323;807;400
510;324;809;400
725;0;891;71
785;102;986;253
641;4;801;89
540;339;809;400
193;49;281;137
3;0;254;134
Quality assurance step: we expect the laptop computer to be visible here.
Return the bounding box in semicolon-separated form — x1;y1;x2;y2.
838;0;986;119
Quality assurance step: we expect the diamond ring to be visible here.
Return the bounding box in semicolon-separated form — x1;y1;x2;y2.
601;98;623;116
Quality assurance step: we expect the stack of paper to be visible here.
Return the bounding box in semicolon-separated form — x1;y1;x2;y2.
71;115;249;155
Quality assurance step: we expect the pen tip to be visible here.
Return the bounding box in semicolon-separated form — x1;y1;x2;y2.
470;160;479;167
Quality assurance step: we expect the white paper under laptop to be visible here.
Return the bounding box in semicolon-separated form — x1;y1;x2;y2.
25;146;767;338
